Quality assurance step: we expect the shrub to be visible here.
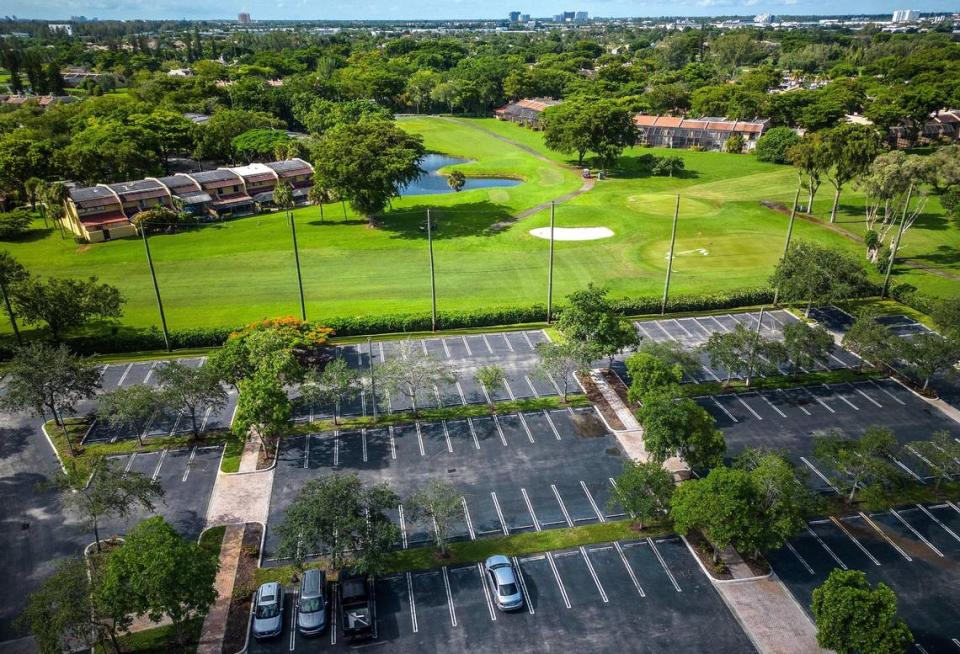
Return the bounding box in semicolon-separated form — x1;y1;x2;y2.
0;209;33;239
756;127;801;164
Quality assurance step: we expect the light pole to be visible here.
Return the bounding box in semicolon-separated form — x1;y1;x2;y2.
427;209;437;332
289;211;306;321
772;182;802;306
546;201;556;323
368;336;377;422
661;194;680;315
140;225;171;352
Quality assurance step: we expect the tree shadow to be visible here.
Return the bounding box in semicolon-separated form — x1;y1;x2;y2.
4;226;57;243
613;153;700;180
373;201;517;240
903;244;960;268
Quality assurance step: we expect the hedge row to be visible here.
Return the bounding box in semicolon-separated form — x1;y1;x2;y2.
0;285;886;358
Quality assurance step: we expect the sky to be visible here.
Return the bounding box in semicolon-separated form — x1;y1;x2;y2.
5;0;958;21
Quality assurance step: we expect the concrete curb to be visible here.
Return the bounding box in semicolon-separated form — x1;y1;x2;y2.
679;535;773;584
40;423;68;475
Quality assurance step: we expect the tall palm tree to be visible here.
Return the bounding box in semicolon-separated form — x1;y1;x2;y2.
43;182;69;238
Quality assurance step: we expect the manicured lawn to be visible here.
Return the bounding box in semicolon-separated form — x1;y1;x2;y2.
2;117;953;335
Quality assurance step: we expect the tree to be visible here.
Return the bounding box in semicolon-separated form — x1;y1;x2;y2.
275;474;399;575
300;357;360;425
154;362;227;439
61;119;158;185
97;516;218;646
543;99;636;170
17;557;123;654
193;108;282;162
447;169;466;193
0;251;28;342
98;384;168;447
58;457;164;552
635;340;703;380
409;480;463;555
822;123;886;224
930;295;960;341
651;155;685;177
474;364;506;407
405;69;442;113
0;208;33;239
231;128;292;162
557;284;640;367
701;324;784;385
671;466;758;562
787;132;830;212
130;110;195;174
781;321;835;376
843;310;897;370
813;427;902;503
811;569;913;654
756;127;801;164
543;101;592;166
906;431;960;491
533;340;591;403
310;118;426;223
233;369;292;455
1;343;101;454
724;134;745;154
380;340;456;416
610;460;674;529
896;332;960;391
637;393;725;469
11;276;124;340
130;206;179;234
769;241;869;316
625;352;683;404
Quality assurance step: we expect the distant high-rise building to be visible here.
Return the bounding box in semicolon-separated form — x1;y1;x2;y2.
574;11;588;21
562;11;576;21
892;9;919;21
509;11;521;22
520;13;531;21
754;13;772;24
238;12;252;24
48;23;73;36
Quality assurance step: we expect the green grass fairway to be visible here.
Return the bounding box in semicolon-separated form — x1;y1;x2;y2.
1;117;953;334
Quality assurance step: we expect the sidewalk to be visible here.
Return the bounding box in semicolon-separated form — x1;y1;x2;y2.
206;437;274;526
197;524;244;654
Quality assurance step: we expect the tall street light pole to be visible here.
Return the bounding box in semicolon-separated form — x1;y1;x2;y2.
546;201;556;323
661;194;680;315
140;226;171;352
427;209;437;332
289;210;306;321
772;182;802;306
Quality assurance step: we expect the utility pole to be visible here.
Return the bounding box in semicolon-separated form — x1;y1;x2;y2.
427;209;437;332
368;336;377;422
745;306;765;387
289;211;306;321
140;226;171;352
661;194;680;315
882;183;913;299
772;183;802;306
546;201;556;323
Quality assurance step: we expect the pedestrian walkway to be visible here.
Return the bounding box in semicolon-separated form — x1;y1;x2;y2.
197;524;244;654
206;436;274;526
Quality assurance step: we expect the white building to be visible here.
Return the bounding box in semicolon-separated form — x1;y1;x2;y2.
892;9;919;22
48;23;73;36
754;13;773;24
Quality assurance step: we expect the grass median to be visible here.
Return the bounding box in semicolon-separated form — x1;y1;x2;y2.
678;367;886;398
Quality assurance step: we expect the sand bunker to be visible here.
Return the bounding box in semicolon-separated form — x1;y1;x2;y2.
529;226;614;241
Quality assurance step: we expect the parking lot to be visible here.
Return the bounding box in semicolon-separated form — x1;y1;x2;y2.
266;407;625;562
770;503;960;653
81;357;237;444
694;378;960;489
248;537;757;654
630;309;862;384
101;443;223;541
292;330;580;422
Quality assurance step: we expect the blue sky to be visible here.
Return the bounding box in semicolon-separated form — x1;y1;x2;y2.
6;0;958;21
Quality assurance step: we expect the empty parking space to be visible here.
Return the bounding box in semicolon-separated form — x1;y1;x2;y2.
771;504;960;653
248;537;755;654
264;408;626;563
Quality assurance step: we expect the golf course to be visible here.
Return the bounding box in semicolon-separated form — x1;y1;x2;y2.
4;116;956;332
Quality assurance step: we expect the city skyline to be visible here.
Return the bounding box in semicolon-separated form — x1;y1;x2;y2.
3;0;958;21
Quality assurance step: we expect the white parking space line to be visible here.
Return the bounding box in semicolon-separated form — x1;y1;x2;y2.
502;378;516;401
512;557;535;614
117;363;133;386
580;547;609;603
333;431;340;466
785;543;814;574
905;444;937;471
952;638;960;649
735;395;762;420
454;380;466;405
543;411;562;440
466;418;481;450
462;498;476;540
917;504;960;543
580;481;605;522
441;421;453;453
804;388;835;413
948;500;960;515
481;334;494;354
805;525;847;569
614;541;645;596
758;393;787;418
647;538;681;592
182;446;196;482
670;319;694;338
477;563;497;621
442;338;451;359
289;586;299;651
123;452;136;473
546;372;563;396
492;415;508;447
831;517;881;566
442;567;458;627
388;426;397;460
330;585;338;645
525;376;539;397
491;492;509;535
523;331;535;349
521;488;541;531
418;339;428;356
552;485;574;527
653;322;678;342
870;379;906;405
199;406;213;432
151;449;167;481
890;508;943;557
501;333;514;352
432;385;442;408
398;504;408;549
853;385;883;408
859;512;911;561
778;388;811;415
143;361;157;384
892;456;924;483
461;336;472;356
361;429;368;463
829;385;859;411
414;422;425;456
406;573;419;633
712;397;738;422
546;552;572;609
517;413;535;443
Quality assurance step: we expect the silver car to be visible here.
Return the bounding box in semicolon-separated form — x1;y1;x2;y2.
297;569;327;636
252;582;284;639
484;555;524;611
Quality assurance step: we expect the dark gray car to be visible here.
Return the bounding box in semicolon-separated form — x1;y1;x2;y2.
297;569;327;636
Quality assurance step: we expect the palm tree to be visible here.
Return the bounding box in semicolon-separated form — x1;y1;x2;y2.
43;182;69;238
307;182;330;223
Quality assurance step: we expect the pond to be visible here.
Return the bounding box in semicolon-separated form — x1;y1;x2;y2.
400;153;522;196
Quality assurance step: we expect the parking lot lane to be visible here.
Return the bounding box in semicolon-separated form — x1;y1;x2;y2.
495;414;532;447
551;481;602;524
467;416;504;449
547;407;608;440
371;574;410;644
409;570;464;645
839;515;906;565
495;488;537;534
523;485;567;530
926;504;960;553
121;362;154;387
456;375;487;405
871;510;946;560
155;445;221;540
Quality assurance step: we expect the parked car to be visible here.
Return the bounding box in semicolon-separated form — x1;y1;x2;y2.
339;571;374;641
484;555;524;611
252;582;284;639
582;168;591;178
297;568;328;636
